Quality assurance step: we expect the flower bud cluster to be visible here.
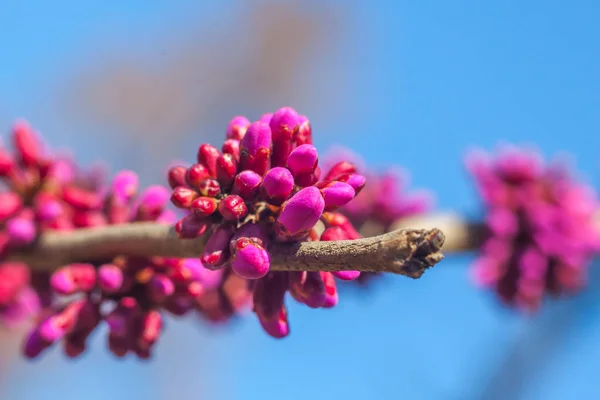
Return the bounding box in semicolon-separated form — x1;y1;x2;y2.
23;170;234;359
169;107;366;337
0;120;252;359
0;120;107;327
466;147;600;312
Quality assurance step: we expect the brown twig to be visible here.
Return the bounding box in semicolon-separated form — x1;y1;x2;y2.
390;212;485;252
7;223;445;278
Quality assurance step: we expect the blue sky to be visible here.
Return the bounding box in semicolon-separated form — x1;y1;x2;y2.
1;1;600;399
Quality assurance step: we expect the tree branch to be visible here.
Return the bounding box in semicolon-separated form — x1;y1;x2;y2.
7;223;446;278
389;209;600;253
390;212;485;252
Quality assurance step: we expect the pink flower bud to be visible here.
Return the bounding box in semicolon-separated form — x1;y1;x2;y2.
62;186;102;210
270;107;299;167
226;116;250;140
222;139;240;161
186;163;211;190
38;316;67;343
230;222;269;252
147;274;175;303
64;301;100;358
322;212;361;240
23;330;48;359
164;294;193;316
65;301;101;358
294;171;319;187
321;272;338;308
138;310;162;352
196;268;223;291
486;207;518;238
232;170;262;200
253;273;289;338
98;264;123;293
71;263;96;292
320;181;355;211
137;185;170;221
289;271;326;308
168;165;188;189
106;299;140;354
201;225;234;269
1;287;39;328
240;121;271;175
0;262;29;305
72;210;107;228
0;192;22;220
175;215;211;238
321;225;348;241
190;196;218;217
337;173;366;195
261;167;294;205
112;170;139;204
170;186;199;209
39;302;82;342
287;144;318;176
231;238;270;279
216;153;238;189
197;144;221;178
323;161;357;182
157;209;177;225
51;264;96;295
332;270;361;281
186;281;204;299
35;195;63;222
198;179;221;197
293;116;312;146
7;215;36;246
0;145;15;176
45;159;75;185
218;195;248;221
169;258;204;283
275;186;325;241
51;268;76;295
13;120;43;167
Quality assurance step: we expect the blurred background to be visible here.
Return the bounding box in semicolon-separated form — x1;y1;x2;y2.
1;1;600;399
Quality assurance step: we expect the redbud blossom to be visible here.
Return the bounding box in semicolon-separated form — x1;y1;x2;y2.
466;147;600;312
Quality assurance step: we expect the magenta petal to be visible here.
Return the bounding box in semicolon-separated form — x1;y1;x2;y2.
257;310;290;338
98;264;124;293
341;173;366;194
270;107;300;167
290;271;326;308
262;167;294;203
50;268;76;295
0;193;22;220
7;217;36;245
231;239;270;279
226;116;250;140
275;186;325;240
332;271;361;281
240;121;271;156
148;274;175;303
112;170;139;203
201;226;234;269
287;144;318;176
232;170;262;200
321;181;355;211
23;330;48;358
